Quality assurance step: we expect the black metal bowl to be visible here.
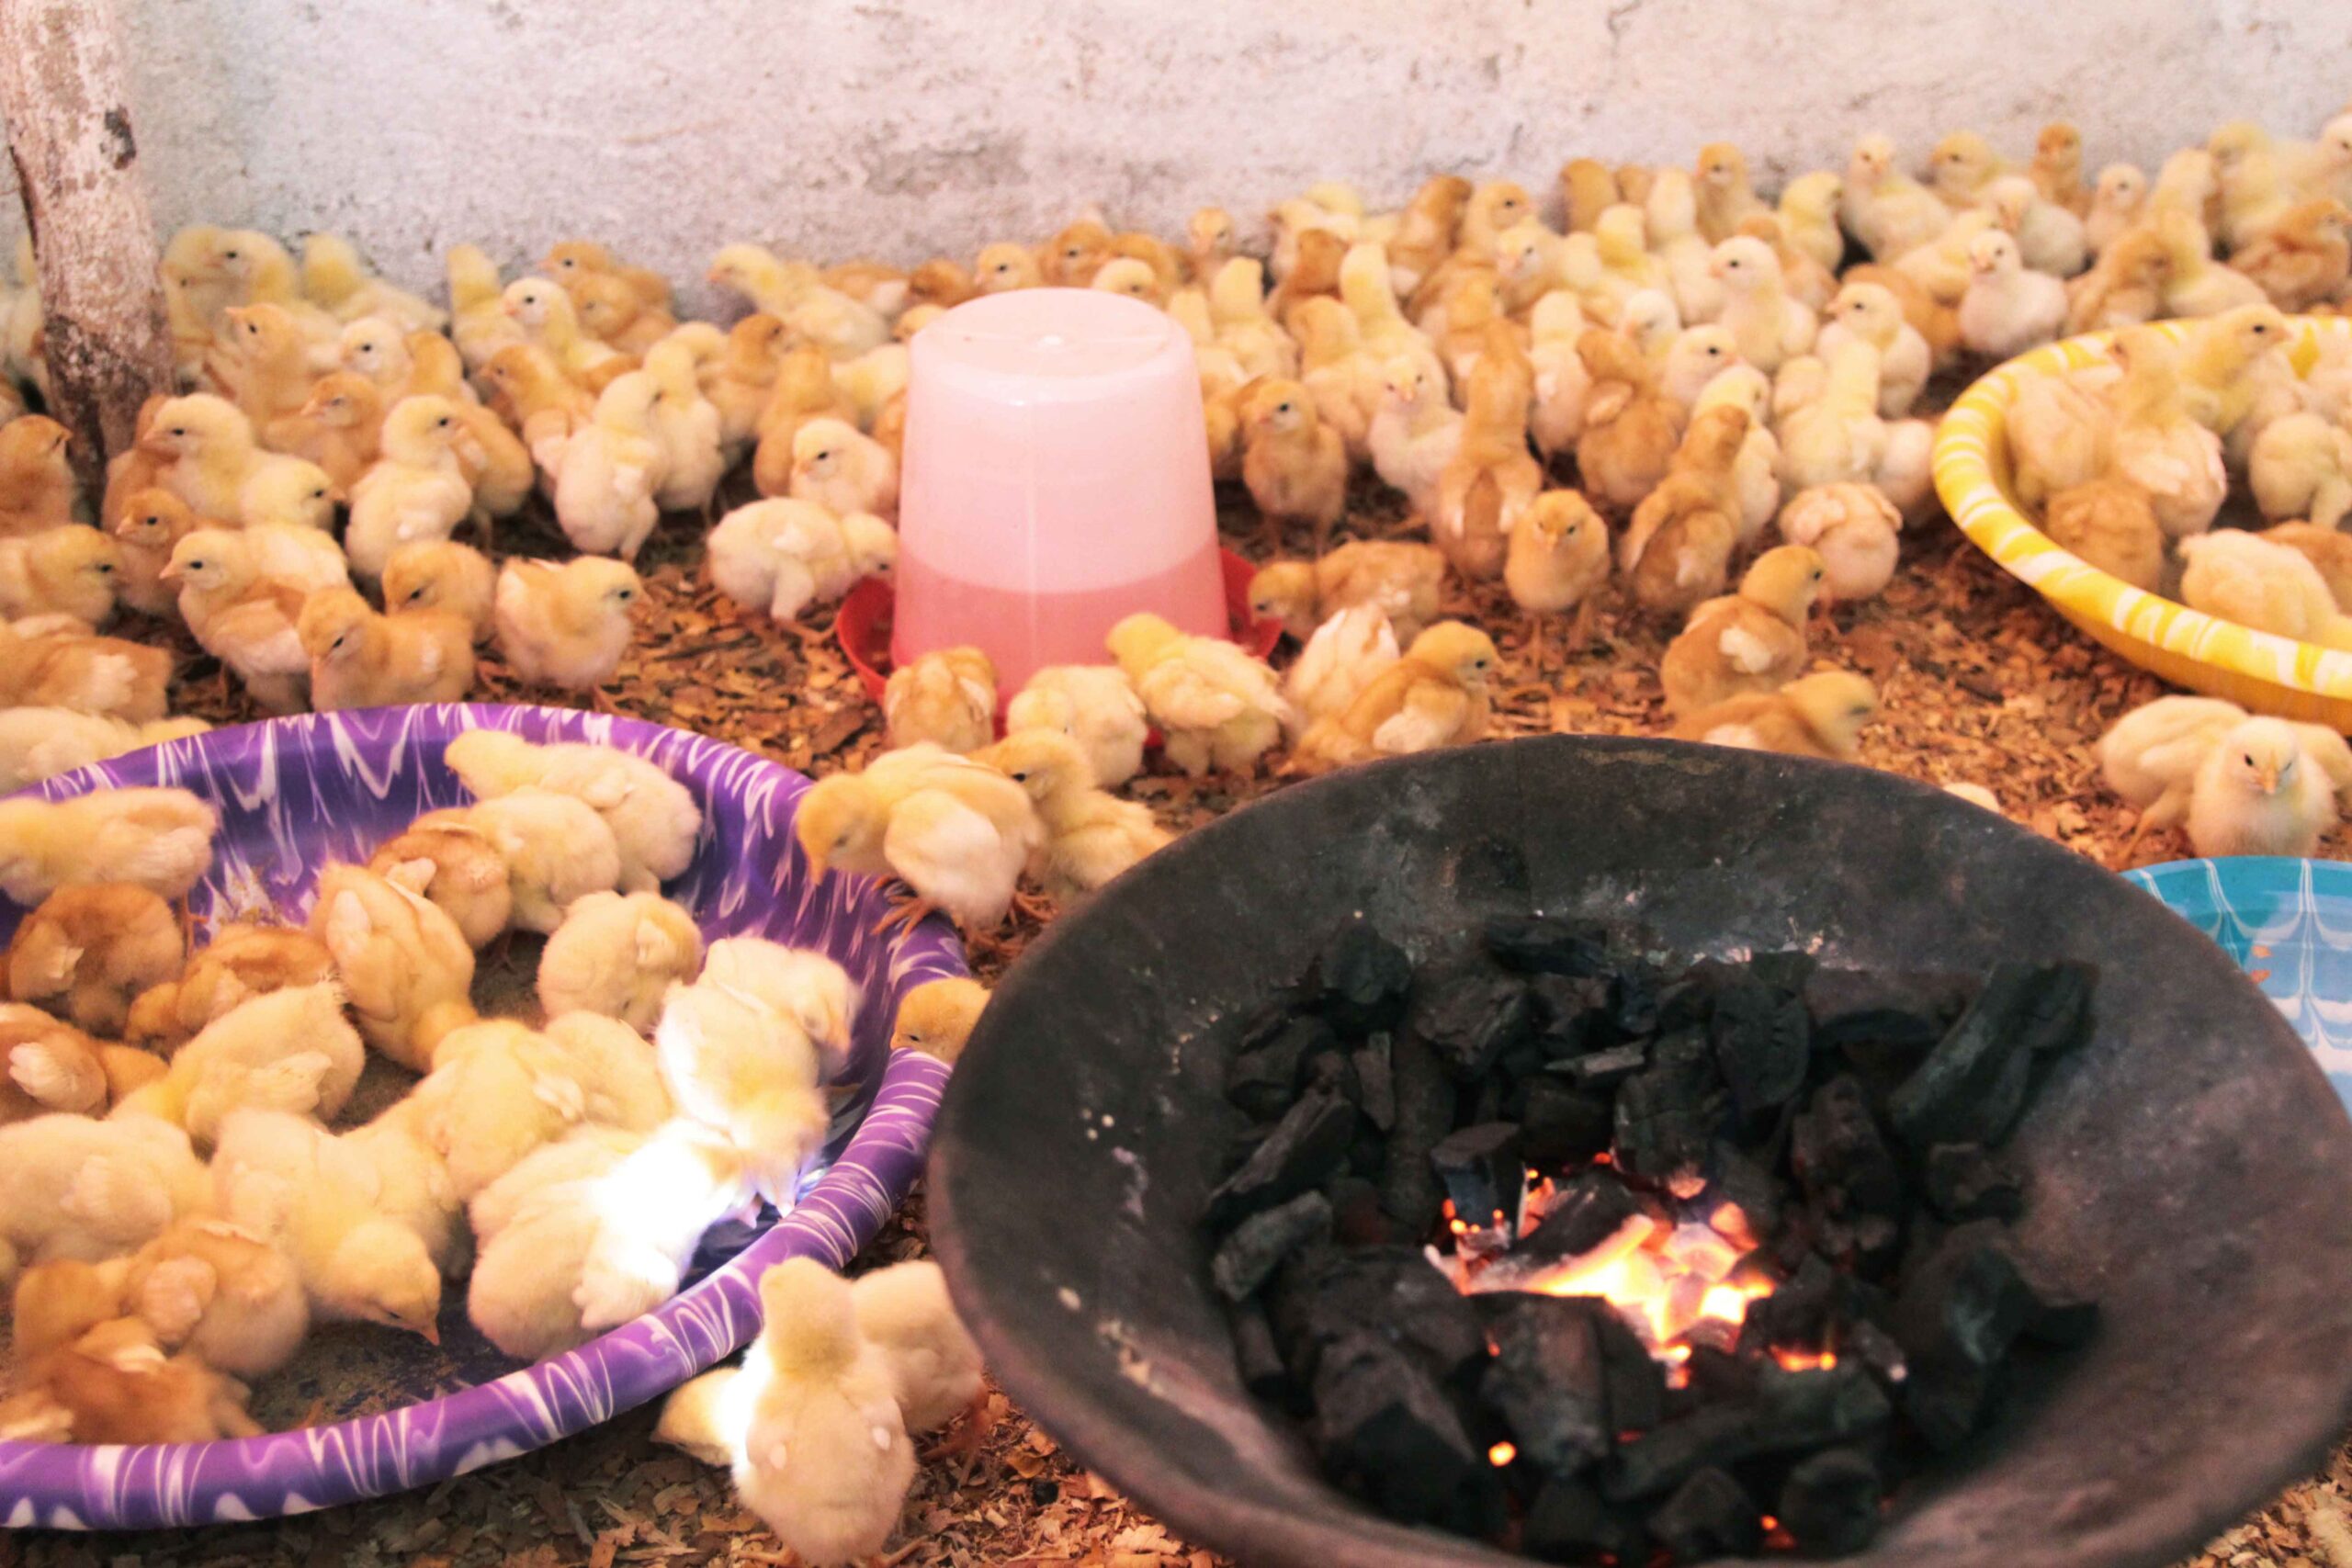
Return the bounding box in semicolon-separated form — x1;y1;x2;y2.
930;737;2352;1568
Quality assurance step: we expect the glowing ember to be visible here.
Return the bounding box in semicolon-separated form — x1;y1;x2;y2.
1487;1441;1517;1467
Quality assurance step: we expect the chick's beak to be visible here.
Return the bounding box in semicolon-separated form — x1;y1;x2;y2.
804;848;831;883
416;1318;442;1347
158;562;183;585
2257;764;2281;795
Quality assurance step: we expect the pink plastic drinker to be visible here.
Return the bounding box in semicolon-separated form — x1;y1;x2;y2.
892;288;1229;694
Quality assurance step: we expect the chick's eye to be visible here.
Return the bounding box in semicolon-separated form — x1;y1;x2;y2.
2245;753;2256;767
168;426;186;437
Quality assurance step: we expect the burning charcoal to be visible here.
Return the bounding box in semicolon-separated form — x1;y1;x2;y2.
1527;973;1612;1058
1474;1292;1613;1477
1612;1032;1724;1192
1311;1331;1500;1532
1377;1032;1455;1234
1887;962;2096;1150
1225;1016;1332;1122
1212;1192;1334;1303
1562;1041;1648;1089
1646;1467;1763;1562
1484;916;1612;977
1893;1223;2038;1450
1431;1122;1525;1239
1228;1300;1295;1406
1270;1246;1488;1385
1206;1090;1357;1228
1746;1361;1893;1456
1523;1477;1650;1565
1409;974;1535;1081
1923;1142;2024;1222
1351;1033;1395;1131
1792;1076;1905;1222
1511;1169;1644;1267
1779;1448;1883;1556
1740;1251;1835;1358
1308;923;1415;1037
1664;1222;1743;1283
1709;1140;1785;1242
1604;1402;1754;1500
1520;1076;1614;1166
1684;1344;1758;1404
1711;975;1812;1119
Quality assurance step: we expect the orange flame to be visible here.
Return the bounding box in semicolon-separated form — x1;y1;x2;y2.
1487;1441;1517;1467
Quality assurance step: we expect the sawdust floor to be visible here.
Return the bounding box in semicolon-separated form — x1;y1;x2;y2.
8;468;2346;1568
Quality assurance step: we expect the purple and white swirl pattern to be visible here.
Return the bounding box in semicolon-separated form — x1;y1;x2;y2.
0;704;963;1530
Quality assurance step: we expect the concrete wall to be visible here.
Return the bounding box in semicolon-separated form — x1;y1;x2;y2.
10;0;2346;315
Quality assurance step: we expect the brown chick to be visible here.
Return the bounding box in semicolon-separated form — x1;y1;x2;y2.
1184;209;1237;282
1042;220;1114;287
2032;122;2092;217
1241;378;1348;557
6;884;184;1036
543;240;673;314
479;343;593;447
752;347;854;497
704;313;789;446
382;540;497;644
2261;522;2352;607
976;242;1045;294
1388;175;1474;289
1575;329;1688;513
101;399;172;534
368;814;514;951
0;1005;113;1123
1616;164;1658;209
1505;490;1611;653
204;304;315;424
123;922;337;1054
2232;199;2352;313
297;588;474;712
1248;540;1449;646
0;620;172;721
9;1259;123;1365
1841;264;1962;368
1113;231;1187;296
107;488;209;619
492;556;643;702
2064;228;2175;333
907;258;977;310
261;371;382;492
888;976;990;1063
572;272;678;356
1559;159;1621;235
1695;142;1768;243
0;415;76;536
0;1315;261;1444
2044;479;2166;592
1658;544;1825;716
1269;230;1350;332
1291;622;1499;776
885;647;1000;753
1434;326;1542;581
1668;669;1880;761
1620;407;1749;616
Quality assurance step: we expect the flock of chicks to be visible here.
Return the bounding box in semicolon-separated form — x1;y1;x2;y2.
0;725;993;1568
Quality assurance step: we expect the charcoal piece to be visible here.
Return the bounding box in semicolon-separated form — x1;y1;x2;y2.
1593;1306;1667;1434
1484;916;1613;977
1349;1033;1395;1131
1612;1031;1724;1190
1655;976;1715;1035
1410;974;1535;1081
1562;1042;1648;1089
1848;1319;1909;1385
1431;1122;1525;1237
1302;1047;1360;1107
1475;1292;1613;1477
1816;1006;1945;1079
1609;963;1663;1038
1225;1016;1332;1122
1683;1344;1757;1404
1923;1142;2024;1222
1528;973;1612;1057
1511;1169;1642;1266
1343;1122;1387;1184
1892;1223;2037;1450
1211;1192;1334;1303
1521;1076;1615;1166
1746;1362;1893;1456
1711;976;1812;1118
1739;1251;1835;1354
1792;1076;1905;1221
1322;1176;1398;1247
1887;962;2096;1150
1748;950;1820;997
1708;1139;1785;1242
1646;1467;1762;1562
1308;923;1415;1036
1779;1448;1883;1556
1466;1071;1510;1128
1905;1354;2007;1452
1376;1032;1455;1233
1206;1090;1357;1228
1269;1245;1487;1385
1311;1331;1498;1530
1228;1300;1294;1405
1604;1402;1754;1500
1523;1477;1649;1565
2023;1290;2100;1348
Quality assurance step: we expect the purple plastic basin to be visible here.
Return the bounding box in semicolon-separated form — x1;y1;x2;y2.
0;703;963;1530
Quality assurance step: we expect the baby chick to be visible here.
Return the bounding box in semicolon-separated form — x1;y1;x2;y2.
888;976;990;1064
654;981;829;1202
443;728;702;893
458;788;627;933
885;647;999;753
1776;484;1904;603
300;232;444;331
643;338;727;516
308;863;478;1070
575;1115;766;1335
0;711;208;796
1815;283;1931;417
2179;530;2352;647
1668;669;1879;761
1283;604;1401;729
1506;490;1611;658
752;349;858;496
1107;613;1294;778
789;417;899;522
2094;695;2324;856
119;1215;309;1380
0;1314;261;1444
411;1015;669;1200
695;939;862;1076
851;1259;986;1438
2250;413;2352;532
2233;198;2352;312
2262;523;2352;606
731;1258;917;1568
1957;231;2067;360
367;817;514;950
1291;622;1498;776
493;556;644;704
708;500;897;625
465;1125;640;1359
1433;334;1542;581
549;371;667;562
297;587;474;710
0;415;76;534
124;920;335;1054
446;244;523;367
1658;545;1825;716
263;370;382;492
1712;237;1816;374
2189;718;2339;858
1575;330;1687;513
345;396;475;579
0;525;121;626
1005;665;1149;790
7;884;182;1037
1621;407;1750;616
114;981;363;1147
2064;227;2175;333
794;742;1042;934
1842;134;1953;263
1249;541;1448;649
381;538;496;643
0;1004;117;1122
0;1112;209;1282
977;729;1172;902
0;786;216;908
537;890;704;1031
2086;164;2151;255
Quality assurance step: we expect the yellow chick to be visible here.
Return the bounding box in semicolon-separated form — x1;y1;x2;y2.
338;318;469;406
1658;544;1825;716
976;729;1172;901
1575;329;1687;512
1506;489;1611;641
382;539;497;643
2208;122;2295;252
0;1112;209;1280
1929;130;2008;209
795;742;1042;933
480;342;593;466
885;647;999;754
1956;231;2066;360
697;313;791;447
536;891;704;1031
850;1259;986;1438
457;788;626;934
345;395;475;580
308;863;478;1070
542;369;665;561
1291;622;1498;776
1621;406;1750;615
789;416;899;522
1249;541;1448;649
1433;335;1542;581
652;981;828;1201
752;347;857;495
695;938;861;1075
300;233;445;332
1694;142;1769;242
642;338;726;516
203;303;316;425
367;817;514;951
464;1125;641;1359
731;1258;917;1568
2098;694;2263;851
1004;665;1149;790
2232;198;2352;312
102;485;199;617
263;370;383;492
119;1215;310;1380
502;275;628;389
1283;604;1402;730
707;498;897;624
571;1114;765;1333
123;920;335;1055
2262;523;2352;606
0;621;171;722
1107;613;1294;778
2178;530;2352;647
0;525;120;628
113;981;364;1148
1778;171;1849;276
545;240;673;316
974;242;1044;294
0;710;209;796
2086;164;2150;256
1776;340;1896;494
888;976;990;1064
492;556;644;703
1815;283;1930;417
1366;355;1464;513
0;786;216;908
2032;122;2092;217
139;394;268;521
166;525;333;707
1776;484;1904;603
2065;228;2175;334
411;1015;670;1200
1841;135;1954;263
2105;328;2229;540
1291;297;1383;462
0;415;76;534
1668;669;1880;761
7;884;182;1037
442;728;702;894
571;272;680;356
2189;717;2338;858
297;587;474;711
2154;209;2269;320
1711;236;1817;374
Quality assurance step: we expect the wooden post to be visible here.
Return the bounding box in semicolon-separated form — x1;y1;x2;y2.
0;0;173;497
